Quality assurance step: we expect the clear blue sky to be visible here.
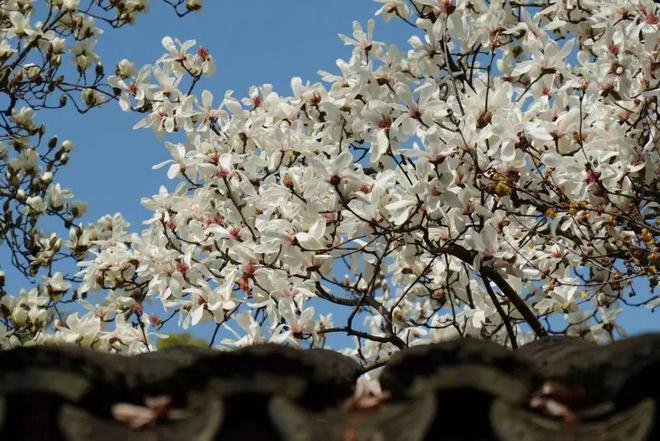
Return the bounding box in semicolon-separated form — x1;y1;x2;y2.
1;1;656;338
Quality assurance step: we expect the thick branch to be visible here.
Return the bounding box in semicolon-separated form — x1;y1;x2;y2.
425;240;548;338
482;274;519;349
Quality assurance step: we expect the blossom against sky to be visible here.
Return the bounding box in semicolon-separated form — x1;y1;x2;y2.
57;2;413;225
1;1;411;284
74;2;657;336
0;1;412;346
0;0;657;354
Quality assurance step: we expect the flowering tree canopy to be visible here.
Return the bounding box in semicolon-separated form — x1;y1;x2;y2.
1;0;659;369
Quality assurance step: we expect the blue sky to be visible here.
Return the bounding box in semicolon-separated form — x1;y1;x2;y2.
1;1;656;340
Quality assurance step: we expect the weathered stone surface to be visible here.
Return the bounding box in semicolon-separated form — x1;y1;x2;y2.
59;398;223;441
491;398;656;441
269;395;436;441
517;334;660;410
169;344;361;408
380;338;535;402
0;336;657;440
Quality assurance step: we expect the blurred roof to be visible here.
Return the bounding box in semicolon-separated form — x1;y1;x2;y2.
1;335;658;440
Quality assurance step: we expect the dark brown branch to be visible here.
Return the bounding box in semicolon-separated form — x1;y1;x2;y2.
482;274;518;349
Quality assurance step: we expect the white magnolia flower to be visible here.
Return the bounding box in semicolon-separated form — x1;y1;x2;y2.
4;0;652;360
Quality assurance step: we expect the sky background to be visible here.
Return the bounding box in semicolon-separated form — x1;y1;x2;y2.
1;1;656;340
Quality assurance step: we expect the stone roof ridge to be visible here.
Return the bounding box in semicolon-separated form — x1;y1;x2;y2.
0;335;657;440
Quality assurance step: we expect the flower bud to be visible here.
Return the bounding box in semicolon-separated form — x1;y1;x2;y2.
82;88;98;106
11;106;35;127
61;139;75;152
40;171;53;184
12;307;28;325
115;59;136;78
70;200;87;217
26;196;46;214
95;62;104;77
50;37;65;54
29;308;48;327
62;0;80;11
25;64;41;81
186;0;202;11
76;54;89;71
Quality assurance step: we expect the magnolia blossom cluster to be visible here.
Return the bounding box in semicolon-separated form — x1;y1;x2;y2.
3;0;659;366
0;1;202;347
